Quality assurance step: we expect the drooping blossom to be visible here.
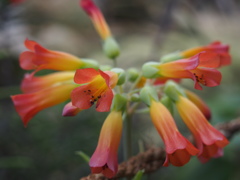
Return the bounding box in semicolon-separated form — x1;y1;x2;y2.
156;52;222;90
185;89;211;120
80;0;111;40
176;95;229;162
180;41;231;66
11;83;78;127
21;71;75;93
89;111;122;178
20;39;98;73
71;68;118;112
150;100;199;166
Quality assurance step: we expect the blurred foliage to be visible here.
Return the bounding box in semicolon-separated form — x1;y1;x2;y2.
1;0;240;179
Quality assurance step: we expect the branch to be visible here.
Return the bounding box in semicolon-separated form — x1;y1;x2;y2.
80;118;240;180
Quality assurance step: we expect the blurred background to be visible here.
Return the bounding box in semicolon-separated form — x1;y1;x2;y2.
1;0;240;179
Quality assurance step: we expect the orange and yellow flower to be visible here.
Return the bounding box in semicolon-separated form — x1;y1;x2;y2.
71;68;118;112
180;41;231;66
157;52;222;90
20;39;97;73
176;95;229;162
11;83;78;127
185;89;211;120
80;0;111;40
21;71;75;93
150;100;199;166
89;111;122;178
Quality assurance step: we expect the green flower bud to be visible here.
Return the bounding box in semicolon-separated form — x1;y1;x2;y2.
160;95;174;114
99;65;112;71
111;93;127;111
127;68;139;82
163;80;185;102
131;93;140;102
81;59;99;69
103;37;120;59
142;62;160;78
139;86;159;106
111;68;126;85
160;51;183;63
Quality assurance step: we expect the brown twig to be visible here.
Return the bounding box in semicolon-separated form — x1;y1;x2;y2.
80;118;240;180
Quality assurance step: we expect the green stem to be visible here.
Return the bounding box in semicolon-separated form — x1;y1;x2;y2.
124;112;132;160
113;58;117;67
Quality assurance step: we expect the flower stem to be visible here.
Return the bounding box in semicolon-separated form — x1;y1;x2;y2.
124;112;132;160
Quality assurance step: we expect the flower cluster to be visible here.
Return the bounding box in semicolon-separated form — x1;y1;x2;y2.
11;0;231;179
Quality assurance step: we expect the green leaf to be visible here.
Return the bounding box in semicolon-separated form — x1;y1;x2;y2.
132;169;145;180
75;151;90;163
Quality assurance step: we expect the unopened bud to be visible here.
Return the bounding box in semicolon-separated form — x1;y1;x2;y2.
142;62;160;78
139;86;159;106
103;37;120;59
111;68;126;85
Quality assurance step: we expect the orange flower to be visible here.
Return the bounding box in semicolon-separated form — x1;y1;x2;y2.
180;41;231;66
150;100;199;166
20;39;97;73
11;83;78;127
185;90;211;120
80;0;111;40
157;52;222;90
71;68;118;112
21;71;75;93
176;95;229;162
89;111;122;178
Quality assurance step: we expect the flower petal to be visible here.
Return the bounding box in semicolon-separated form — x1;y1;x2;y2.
198;52;221;68
19;51;37;70
96;87;113;112
74;68;99;84
71;84;94;110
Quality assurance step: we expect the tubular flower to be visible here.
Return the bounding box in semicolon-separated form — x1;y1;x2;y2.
176;95;229;163
21;71;75;93
20;39;98;73
150;100;199;166
80;0;111;40
11;83;78;127
89;111;122;178
71;68;118;112
156;52;222;90
180;41;231;66
185;89;211;120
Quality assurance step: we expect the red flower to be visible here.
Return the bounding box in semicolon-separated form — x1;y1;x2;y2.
71;68;118;112
20;39;97;73
89;111;122;178
181;41;231;67
150;100;199;166
80;0;111;40
157;52;222;90
176;95;229;162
